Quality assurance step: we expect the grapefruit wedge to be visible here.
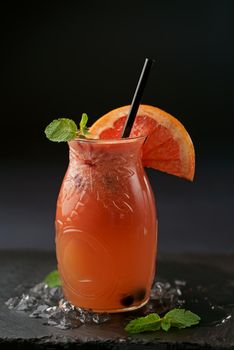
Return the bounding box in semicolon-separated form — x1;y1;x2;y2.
89;105;195;181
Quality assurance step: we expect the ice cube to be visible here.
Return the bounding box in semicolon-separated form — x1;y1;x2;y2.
29;304;50;318
5;296;20;309
92;313;111;324
174;279;186;287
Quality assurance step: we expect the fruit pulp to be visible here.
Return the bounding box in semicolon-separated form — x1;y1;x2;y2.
56;136;157;312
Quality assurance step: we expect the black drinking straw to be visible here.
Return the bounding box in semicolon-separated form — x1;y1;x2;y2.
122;58;154;138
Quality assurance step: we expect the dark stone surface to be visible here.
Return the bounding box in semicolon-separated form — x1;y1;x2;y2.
0;251;234;349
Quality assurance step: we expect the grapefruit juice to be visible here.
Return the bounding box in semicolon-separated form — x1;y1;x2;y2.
56;136;157;312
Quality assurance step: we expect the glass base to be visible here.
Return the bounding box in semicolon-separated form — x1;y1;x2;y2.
91;297;149;313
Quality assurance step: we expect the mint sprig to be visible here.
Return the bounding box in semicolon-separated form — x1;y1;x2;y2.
44;270;61;288
44;114;90;142
125;309;201;334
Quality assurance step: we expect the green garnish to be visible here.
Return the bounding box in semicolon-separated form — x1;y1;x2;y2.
45;118;78;142
125;313;162;334
44;114;90;142
125;309;201;334
79;113;90;136
44;270;61;288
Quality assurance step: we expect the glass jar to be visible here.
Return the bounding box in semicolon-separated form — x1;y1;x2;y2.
56;136;157;312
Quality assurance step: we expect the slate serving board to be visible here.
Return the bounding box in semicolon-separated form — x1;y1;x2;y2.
0;251;233;349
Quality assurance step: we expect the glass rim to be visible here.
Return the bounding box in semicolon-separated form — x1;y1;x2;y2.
70;135;146;145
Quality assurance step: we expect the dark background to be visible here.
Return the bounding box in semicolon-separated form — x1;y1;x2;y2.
1;0;233;252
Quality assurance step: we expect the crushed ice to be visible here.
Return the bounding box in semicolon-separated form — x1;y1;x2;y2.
5;279;186;329
143;280;186;314
5;282;110;329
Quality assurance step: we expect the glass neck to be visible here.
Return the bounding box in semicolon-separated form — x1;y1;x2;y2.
68;137;145;167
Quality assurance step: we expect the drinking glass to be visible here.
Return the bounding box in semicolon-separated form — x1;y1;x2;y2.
56;136;157;312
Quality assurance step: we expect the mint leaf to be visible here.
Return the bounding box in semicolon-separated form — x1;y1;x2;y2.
44;270;61;287
163;309;201;329
161;318;171;331
124;309;201;334
79;113;89;136
45;118;78;142
124;313;161;334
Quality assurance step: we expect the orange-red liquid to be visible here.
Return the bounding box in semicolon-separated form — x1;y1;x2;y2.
56;137;157;312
